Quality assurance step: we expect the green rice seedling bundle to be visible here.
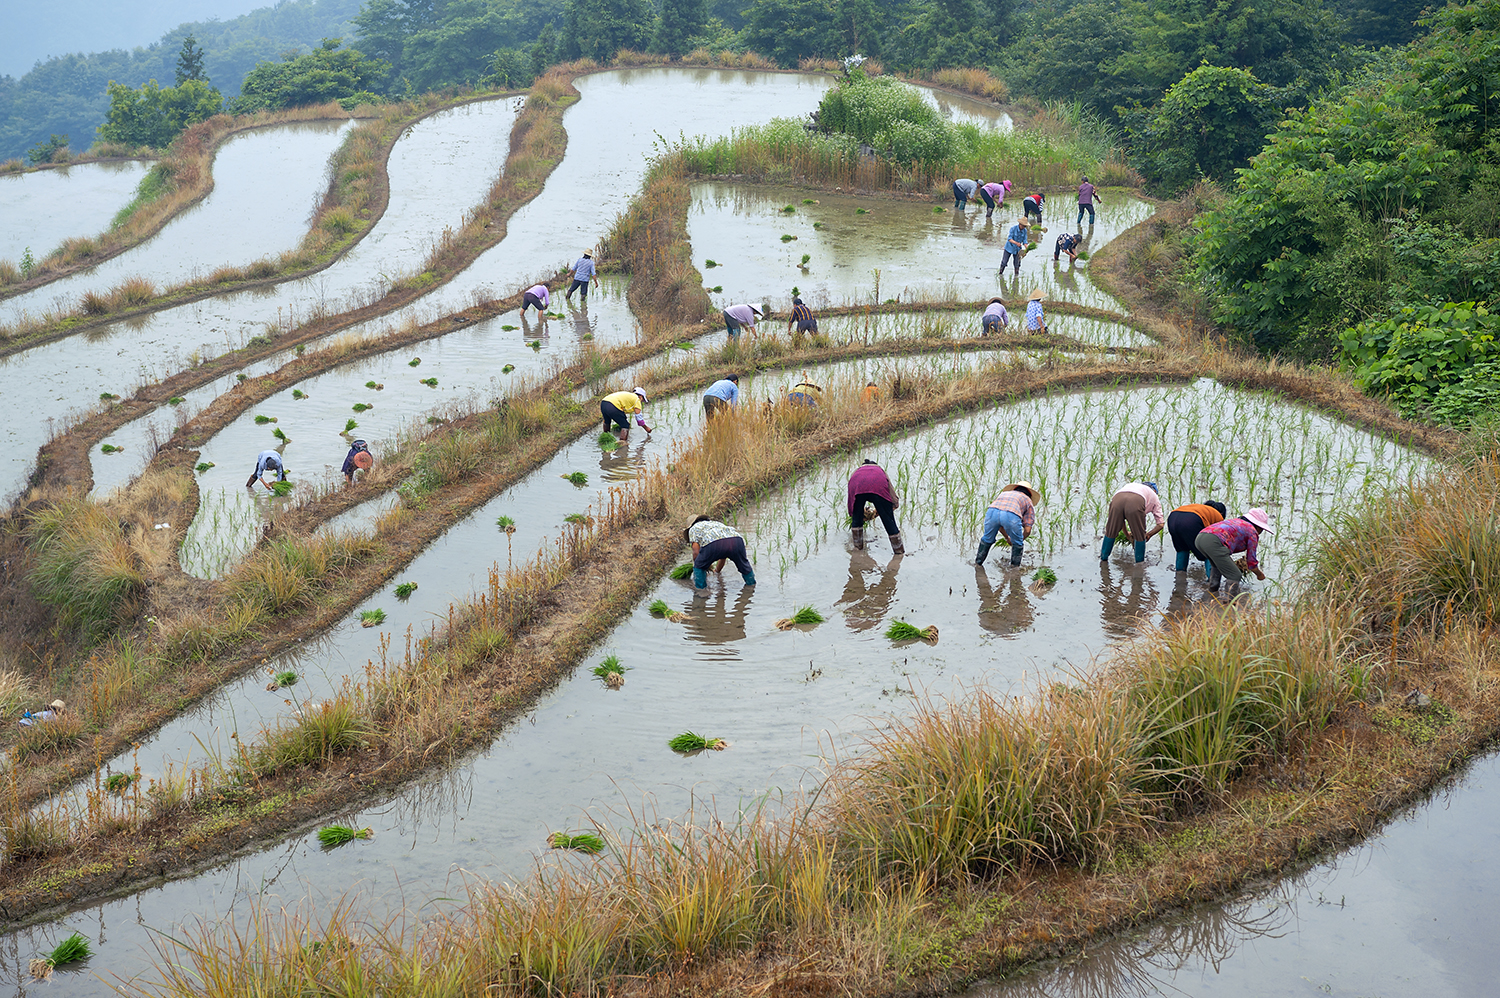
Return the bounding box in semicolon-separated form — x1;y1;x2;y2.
29;933;92;980
420;377;438;387
649;599;687;622
268;670;298;689
352;403;372;413
254;414;276;424
598;431;619;451
775;605;826;629
365;381;378;389
317;824;372;847
394;582;418;599
800;253;811;265
563;471;588;486
564;513;588;524
933;206;945;213
803;198;816;204
408;357;421;366
105;772;134;793
547;831;606;853
272;428;290;443
502;364;516;373
194;462;214;473
99;443;122;454
268;480;293;497
592;655;629;688
359;608;386;627
780;233;796;242
168;396;185;405
344;418;358;433
669;731;728;752
886;620;939;643
527;340;542;350
704;259;718;268
711;285;723;293
669;563;693;580
781;204;795;212
1032;567;1058;586
496;515;516;533
546;311;566;319
856;208;868;214
501;324;518;331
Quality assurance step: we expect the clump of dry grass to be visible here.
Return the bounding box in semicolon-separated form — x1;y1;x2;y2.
929;67;1009;102
229;533;373;616
26;498;144;644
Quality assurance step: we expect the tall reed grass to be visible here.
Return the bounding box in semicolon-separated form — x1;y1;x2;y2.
26;498;144;644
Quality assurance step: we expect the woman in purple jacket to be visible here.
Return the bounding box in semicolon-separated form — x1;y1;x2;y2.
848;459;904;554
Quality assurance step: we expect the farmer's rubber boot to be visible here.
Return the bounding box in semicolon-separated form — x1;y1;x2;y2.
1010;544;1024;566
851;526;865;550
742;570;757;587
1175;550;1190;572
1099;536;1116;561
1224;580;1241;600
889;532;905;555
974;541;993;565
1206;565;1219;592
1133;540;1147;563
692;567;708;589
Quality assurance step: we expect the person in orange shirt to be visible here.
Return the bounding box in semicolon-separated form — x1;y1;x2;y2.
861;381;880;403
1167;500;1228;573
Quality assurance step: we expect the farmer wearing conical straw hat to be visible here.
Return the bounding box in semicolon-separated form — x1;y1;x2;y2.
976;481;1038;567
1024;288;1048;335
1195;507;1272;598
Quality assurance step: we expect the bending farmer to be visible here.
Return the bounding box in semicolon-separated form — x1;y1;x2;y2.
848;459;904;555
1023;191;1045;225
953;177;979;209
981;297;1009;335
600;387;652;435
1194;508;1271;597
703;374;739;418
979;180;1010;218
246;450;288;488
566;252;595;301
341;439;373;484
1101;481;1164;562
1167;501;1226;573
976;481;1038;566
685;516;756;589
521;283;549;317
723;303;760;339
788;297;818;334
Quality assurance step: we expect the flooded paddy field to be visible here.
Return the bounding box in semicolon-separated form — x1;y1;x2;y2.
0;120;355;327
689;182;1152;313
5;371;1425;995
0;160;150;265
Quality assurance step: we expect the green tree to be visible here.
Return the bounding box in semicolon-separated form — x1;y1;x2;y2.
531;22;557;76
97;79;223;149
741;0;885;66
229;39;389;113
1125;65;1281;195
27;133;69;164
175;34;209;85
561;0;654;62
654;0;708;55
351;0;437;79
1335;0;1435;48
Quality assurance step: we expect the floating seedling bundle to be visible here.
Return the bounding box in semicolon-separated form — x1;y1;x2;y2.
776;606;826;629
317;825;372;847
29;933;92;980
1030;567;1058;594
886;620;939;644
359;609;386;627
105;772;135;793
268;480;294;497
394;582;418;599
266;669;298;690
649;599;688;622
669;731;728;752
592;655;629;688
547;831;605;853
563;471;588;486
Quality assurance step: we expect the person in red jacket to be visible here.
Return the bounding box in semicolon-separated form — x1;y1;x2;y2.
848;459;904;554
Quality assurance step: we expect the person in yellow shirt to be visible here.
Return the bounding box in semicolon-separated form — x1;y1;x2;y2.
601;386;652;435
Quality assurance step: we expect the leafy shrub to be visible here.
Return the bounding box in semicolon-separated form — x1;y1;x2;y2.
1340;301;1499;423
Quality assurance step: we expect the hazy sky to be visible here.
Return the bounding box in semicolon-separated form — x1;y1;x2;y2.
0;0;270;77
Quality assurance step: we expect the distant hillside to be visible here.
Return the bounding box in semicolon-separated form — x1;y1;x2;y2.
0;0;363;161
1;1;268;78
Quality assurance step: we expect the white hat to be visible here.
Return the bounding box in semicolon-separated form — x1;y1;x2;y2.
1243;507;1273;532
633;386;648;403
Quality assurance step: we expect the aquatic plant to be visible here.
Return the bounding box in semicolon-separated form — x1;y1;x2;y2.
420;377;438;387
194;462;214;473
268;481;293;497
317;825;372;847
105;772;134;793
502;364;516;373
344;418;358;433
669;731;728;752
359;608;386;627
564;471;588;486
670;563;693;580
886;620;939;643
547;831;606;853
29;933;92;980
352;403;372;413
409;357;421;366
776;606;826;629
99;444;122;454
292;389;308;399
394;582;418;599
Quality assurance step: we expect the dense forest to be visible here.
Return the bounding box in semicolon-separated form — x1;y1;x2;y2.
0;0;361;159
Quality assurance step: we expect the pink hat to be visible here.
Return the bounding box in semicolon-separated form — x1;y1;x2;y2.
1002;179;1012;191
1243;507;1272;532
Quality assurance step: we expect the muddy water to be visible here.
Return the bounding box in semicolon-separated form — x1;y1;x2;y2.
5;377;1421;996
0;161;149;264
176;275;640;576
0;99;518;503
0;121;353;327
689;183;1151;314
965;751;1500;998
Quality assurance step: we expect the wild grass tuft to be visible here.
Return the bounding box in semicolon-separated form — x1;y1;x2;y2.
245;697;367;774
27;499;143;643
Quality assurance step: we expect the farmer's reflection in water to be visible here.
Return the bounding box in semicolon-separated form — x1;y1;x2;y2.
837;548;902;631
598;436;648;481
1097;561;1161;639
973;565;1034;636
682;584;754;646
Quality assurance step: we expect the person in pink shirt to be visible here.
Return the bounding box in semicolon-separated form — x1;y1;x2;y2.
1100;480;1164;562
847;459;904;554
521;283;549;318
1195;508;1271;598
979;180;1011;218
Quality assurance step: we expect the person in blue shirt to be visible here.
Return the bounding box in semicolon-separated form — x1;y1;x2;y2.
246;450;288;488
1000;218;1029;275
703;374;739;419
565;252;596;301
